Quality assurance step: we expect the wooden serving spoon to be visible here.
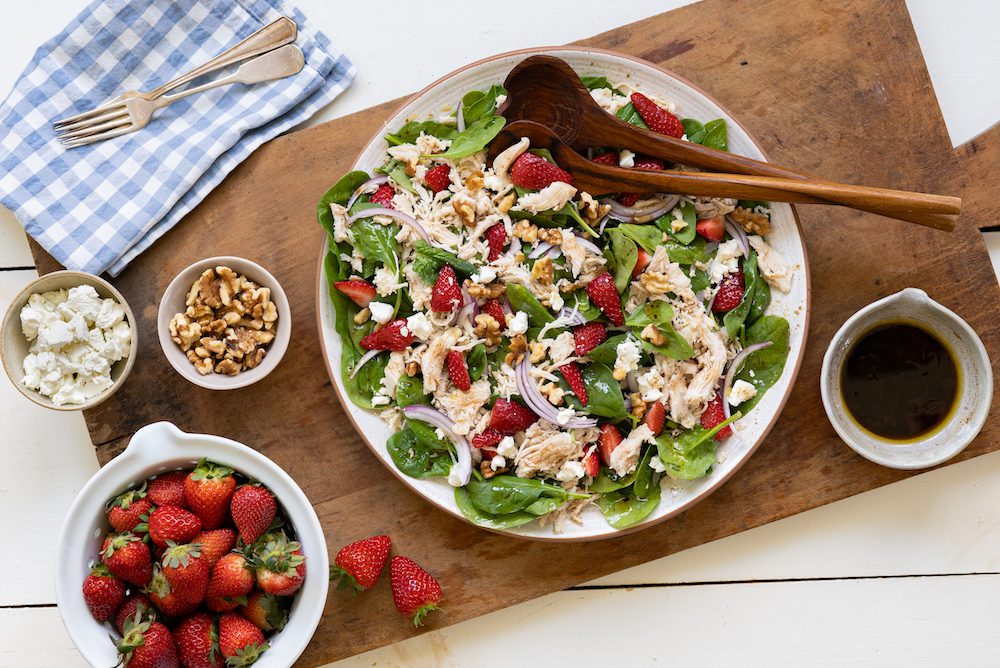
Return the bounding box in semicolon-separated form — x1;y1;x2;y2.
494;55;959;231
495;120;960;225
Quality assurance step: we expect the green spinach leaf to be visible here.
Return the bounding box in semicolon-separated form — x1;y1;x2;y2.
432;116;506;160
412;240;477;284
564;362;628;420
616;102;648;129
467;344;487;382
585;334;627;367
625;302;695;361
597;479;661;529
604;228;638;294
702;119;728;151
723;252;760;339
734;316;789;412
654;413;740;480
506;284;554;328
462;85;506;125
681;118;706;143
455;488;538;529
618;223;662;254
465;475;582;515
395;375;427;408
589;467;637;493
385;121;458;147
387;427;452;479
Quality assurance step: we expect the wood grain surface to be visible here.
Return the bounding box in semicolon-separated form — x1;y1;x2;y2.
31;0;1000;664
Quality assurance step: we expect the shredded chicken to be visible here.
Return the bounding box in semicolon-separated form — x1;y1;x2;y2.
748;235;793;292
609;424;656;476
515;421;579;478
517;182;578;214
435;378;491;435
420;327;462;394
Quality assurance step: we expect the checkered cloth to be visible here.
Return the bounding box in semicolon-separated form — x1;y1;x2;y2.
0;0;354;276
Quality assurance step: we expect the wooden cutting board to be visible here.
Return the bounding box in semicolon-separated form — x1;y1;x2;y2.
30;0;1000;664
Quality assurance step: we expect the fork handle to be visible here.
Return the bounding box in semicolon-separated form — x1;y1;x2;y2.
147;17;297;99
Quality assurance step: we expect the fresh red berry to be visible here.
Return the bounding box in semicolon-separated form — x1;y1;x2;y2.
359;318;415;351
489;399;538;434
192;529;237;570
115;593;158;635
334;280;377;308
205;553;254;613
591;151;617;165
102;532;153;587
115;620;179;668
370;183;396;208
218;613;268;665
696;216;725;242
482;299;507;327
108;489;154;534
184;459;236;530
146;471;186;508
390;556;443;627
510;152;573;189
581;446;600;478
430;264;463;312
240;591;289;632
630;92;685;138
446;350;471;391
598;424;624;466
82;563;125;622
485;223;508;262
618;155;665;205
230;485;277;545
147;564;199;618
632;246;652;279
573;322;607;356
147;506;202;548
711;270;745;313
161;542;210;607
586;271;625;326
173;612;223;668
701;392;733;441
643;401;667;436
470;427;504;450
559;363;588;407
330;535;392;592
424;164;452;193
618;192;641;206
252;532;307;597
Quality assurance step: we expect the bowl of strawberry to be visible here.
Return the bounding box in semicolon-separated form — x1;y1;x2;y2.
56;422;329;667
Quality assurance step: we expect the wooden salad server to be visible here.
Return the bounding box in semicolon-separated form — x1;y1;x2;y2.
494;55;959;230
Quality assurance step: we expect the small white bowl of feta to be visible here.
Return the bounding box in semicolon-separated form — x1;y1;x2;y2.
2;271;137;411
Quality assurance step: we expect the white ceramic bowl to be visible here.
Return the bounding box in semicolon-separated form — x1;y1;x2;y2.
55;422;329;667
157;256;291;390
821;288;992;469
315;47;811;540
1;270;137;411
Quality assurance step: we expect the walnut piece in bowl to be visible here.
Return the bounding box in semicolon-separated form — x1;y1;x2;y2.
158;257;290;390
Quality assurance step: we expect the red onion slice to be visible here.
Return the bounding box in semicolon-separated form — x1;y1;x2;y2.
528;241;553;259
573;234;602;255
724;216;750;257
722;341;773;419
557;307;587;326
349;349;382;379
347;207;430;243
456;99;466;133
598;214;611;235
516;357;598;429
346;174;389;211
401;405;472;486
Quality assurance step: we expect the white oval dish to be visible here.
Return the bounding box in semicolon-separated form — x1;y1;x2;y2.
55;422;329;667
821;288;992;469
315;47;811;540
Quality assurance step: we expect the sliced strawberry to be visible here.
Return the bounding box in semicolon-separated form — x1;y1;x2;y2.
633;157;666;171
701;392;733;441
489;399;538;434
630;92;685;138
632;247;652;279
591;151;618;165
446;350;471;391
334;280;377;307
696;216;725;242
510;152;573;189
711;270;745;313
482;299;507;327
559;363;588;407
581;447;600;478
643;401;667;436
586;271;625;326
370;183;396;208
485;224;508;262
359;319;414;351
430;264;463;313
470;427;504;450
597;424;623;466
573;322;607;356
618;192;641;207
424;164;452;193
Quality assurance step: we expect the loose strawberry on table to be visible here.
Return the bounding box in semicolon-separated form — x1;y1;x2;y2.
184;459;237;530
510;152;573;189
116;618;179;668
218;613;269;666
82;563;125;622
390;556;443;627
173;612;223;668
330;534;392;592
230;484;277;545
101;532;153;587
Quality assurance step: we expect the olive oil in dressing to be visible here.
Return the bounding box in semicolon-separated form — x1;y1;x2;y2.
840;321;959;441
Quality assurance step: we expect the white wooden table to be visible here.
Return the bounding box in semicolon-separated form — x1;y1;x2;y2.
2;1;998;665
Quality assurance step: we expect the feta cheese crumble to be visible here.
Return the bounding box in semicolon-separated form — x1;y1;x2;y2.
728;379;757;406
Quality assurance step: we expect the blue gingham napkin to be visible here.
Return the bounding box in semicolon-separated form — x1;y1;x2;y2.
0;0;355;276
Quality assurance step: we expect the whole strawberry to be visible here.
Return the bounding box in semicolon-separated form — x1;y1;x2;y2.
240;591;289;632
107;488;155;534
82;562;125;622
161;542;209;606
230;484;276;545
330;535;391;592
192;528;237;570
102;532;153;587
252;531;306;596
146;471;187;508
173;612;223;668
389;556;443;626
146;564;199;618
116;618;179;668
218;613;269;666
184;459;236;530
205;552;255;612
115;593;158;635
147;505;202;548
509;152;573;189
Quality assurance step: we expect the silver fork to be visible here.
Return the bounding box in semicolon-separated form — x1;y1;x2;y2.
55;44;305;148
52;16;297;137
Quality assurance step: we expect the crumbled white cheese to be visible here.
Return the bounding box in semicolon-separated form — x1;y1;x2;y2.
371;394;390;406
728;379;757;406
649;455;667;473
491;455;507;471
506;311;529;336
619;150;636;168
472;266;497;284
494;94;508;106
556;407;576;425
368;301;394;324
708;239;742;284
614;338;642;376
636;367;664;403
556;460;586;483
447;466;466;487
589;88;629;114
405;312;434;340
496;436;517;459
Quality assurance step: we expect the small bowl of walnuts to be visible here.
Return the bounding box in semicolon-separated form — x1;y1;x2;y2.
158;257;290;390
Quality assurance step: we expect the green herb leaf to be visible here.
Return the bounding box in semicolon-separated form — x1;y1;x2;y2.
387;427;452;479
467;344;488;382
432;116;506;160
506;284;554;328
585;334;627;367
411;240;477;284
734;316;789;412
625;302;695;361
618;223;663;255
385;121;458;147
461;85;506;125
564;362;628;420
616;102;648;129
604;228;638;294
597;477;661;529
455;487;538;529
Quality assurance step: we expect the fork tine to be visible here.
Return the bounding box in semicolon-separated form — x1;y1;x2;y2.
53;101;128;128
54;107;129;135
60;124;136;149
56;116;132;142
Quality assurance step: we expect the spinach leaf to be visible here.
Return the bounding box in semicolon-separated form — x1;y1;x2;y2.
691;268;711;294
565;291;602;322
604;228;638;294
467;344;487;382
618;223;662;255
616;102;648;129
747;268;771;326
625;302;694;361
387;427;452;479
385;121;458;147
597;479;661;529
658;236;710;265
318;172;369;223
564;362;628;420
723;252;760;339
395;375;427;408
351;218;399;272
655;202;697;245
681;118;706;143
734;316;790;412
506;284;554;327
412;240;477;283
524;497;563;516
631;445;658;499
585;334;627;367
462;85;506;125
455;488;538;529
589;466;637;493
581;75;616;92
465;475;582;515
654;413;740;480
432;116;506;160
702;119;728;151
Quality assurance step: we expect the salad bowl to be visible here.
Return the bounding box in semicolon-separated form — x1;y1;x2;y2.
315;46;810;540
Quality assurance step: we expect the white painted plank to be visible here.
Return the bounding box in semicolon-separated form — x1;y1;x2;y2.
984;232;1000;284
0;206;33;268
0;270;98;606
0;607;86;667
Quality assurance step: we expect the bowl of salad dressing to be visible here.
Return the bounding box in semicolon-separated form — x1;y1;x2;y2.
821;288;992;469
